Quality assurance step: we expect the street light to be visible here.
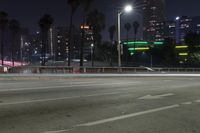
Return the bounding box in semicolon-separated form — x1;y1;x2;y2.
91;44;94;66
176;16;180;21
175;16;180;44
117;5;133;69
124;5;133;13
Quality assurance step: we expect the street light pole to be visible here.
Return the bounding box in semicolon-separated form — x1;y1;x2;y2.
20;36;23;66
175;16;180;44
91;43;94;67
117;5;133;71
117;12;122;68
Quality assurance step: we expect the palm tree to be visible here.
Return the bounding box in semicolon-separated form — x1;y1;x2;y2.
80;0;94;13
67;0;80;66
124;22;131;65
0;11;8;66
133;21;140;60
39;14;54;66
108;25;116;43
108;25;116;66
133;21;140;42
79;0;94;67
9;19;21;67
87;9;105;66
124;23;131;39
185;32;200;65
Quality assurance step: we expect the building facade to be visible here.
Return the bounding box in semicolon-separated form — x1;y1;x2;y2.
143;0;166;42
147;16;200;44
165;16;200;44
54;26;93;61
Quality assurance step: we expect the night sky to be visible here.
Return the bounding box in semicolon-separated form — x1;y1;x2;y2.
0;0;200;39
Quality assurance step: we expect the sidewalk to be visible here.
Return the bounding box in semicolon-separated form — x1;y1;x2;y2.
0;73;200;80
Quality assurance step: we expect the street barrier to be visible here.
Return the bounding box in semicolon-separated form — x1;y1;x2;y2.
0;67;4;73
0;66;8;73
7;66;200;74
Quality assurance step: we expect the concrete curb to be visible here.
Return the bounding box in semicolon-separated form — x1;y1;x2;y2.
0;73;200;80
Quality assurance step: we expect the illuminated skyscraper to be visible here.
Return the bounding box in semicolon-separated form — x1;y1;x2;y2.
143;0;166;41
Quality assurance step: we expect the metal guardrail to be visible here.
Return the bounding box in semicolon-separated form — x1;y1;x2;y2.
8;66;73;74
7;66;200;74
153;68;200;73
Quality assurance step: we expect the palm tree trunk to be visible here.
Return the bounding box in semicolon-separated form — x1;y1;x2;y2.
80;17;85;68
41;31;47;66
1;29;5;66
68;11;73;67
92;46;95;67
45;32;48;66
41;33;44;66
126;31;129;66
110;40;113;67
134;33;137;63
80;27;84;67
92;39;95;67
11;44;14;67
11;33;15;67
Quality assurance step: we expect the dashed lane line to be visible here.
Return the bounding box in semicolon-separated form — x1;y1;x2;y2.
42;104;180;133
77;104;180;127
0;92;123;106
181;102;193;105
42;99;200;133
42;128;74;133
0;82;139;92
194;100;200;103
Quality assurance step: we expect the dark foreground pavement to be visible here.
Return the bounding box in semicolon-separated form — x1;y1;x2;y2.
0;75;200;133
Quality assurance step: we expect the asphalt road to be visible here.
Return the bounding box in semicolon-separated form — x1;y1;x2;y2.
0;76;200;133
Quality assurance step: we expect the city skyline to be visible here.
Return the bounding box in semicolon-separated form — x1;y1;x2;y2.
0;0;200;35
1;0;200;67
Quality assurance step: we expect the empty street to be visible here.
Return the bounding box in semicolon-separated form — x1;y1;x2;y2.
0;75;200;133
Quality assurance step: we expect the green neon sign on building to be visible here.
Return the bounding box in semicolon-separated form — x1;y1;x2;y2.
123;41;164;46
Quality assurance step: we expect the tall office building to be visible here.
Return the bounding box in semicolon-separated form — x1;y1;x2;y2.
143;0;166;41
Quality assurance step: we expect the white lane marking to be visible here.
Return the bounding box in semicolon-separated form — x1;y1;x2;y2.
77;104;179;127
42;128;73;133
0;81;96;88
42;104;180;133
194;100;200;103
41;98;200;133
0;81;95;86
63;74;200;77
3;73;200;77
181;102;192;105
138;93;174;100
0;92;123;106
0;82;139;92
163;80;172;82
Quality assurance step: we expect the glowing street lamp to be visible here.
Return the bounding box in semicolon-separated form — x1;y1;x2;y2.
124;5;133;13
175;16;180;44
91;44;94;66
176;16;180;21
117;5;133;69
